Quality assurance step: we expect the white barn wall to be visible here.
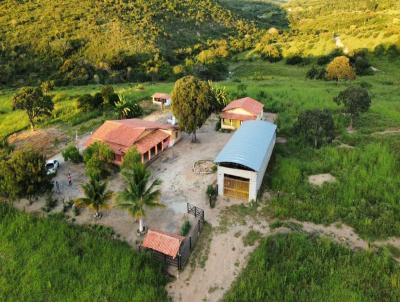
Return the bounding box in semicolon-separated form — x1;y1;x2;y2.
217;166;258;201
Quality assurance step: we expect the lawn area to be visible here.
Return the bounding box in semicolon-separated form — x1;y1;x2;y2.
0;204;168;302
0;82;175;139
224;233;400;302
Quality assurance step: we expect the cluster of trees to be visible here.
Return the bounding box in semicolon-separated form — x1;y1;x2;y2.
0;0;262;86
0;149;52;202
306;50;374;81
294;86;371;148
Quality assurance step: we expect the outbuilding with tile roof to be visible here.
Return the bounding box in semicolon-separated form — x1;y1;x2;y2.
220;97;264;130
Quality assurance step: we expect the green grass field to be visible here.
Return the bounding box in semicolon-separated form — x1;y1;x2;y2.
224;233;400;302
0;204;168;302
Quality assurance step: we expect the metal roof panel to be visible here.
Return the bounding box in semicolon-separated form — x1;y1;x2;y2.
215;120;277;172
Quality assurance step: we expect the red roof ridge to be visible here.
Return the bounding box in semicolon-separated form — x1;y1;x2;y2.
222;97;264;116
142;229;185;259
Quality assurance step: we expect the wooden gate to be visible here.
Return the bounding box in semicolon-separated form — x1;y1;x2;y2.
223;175;249;201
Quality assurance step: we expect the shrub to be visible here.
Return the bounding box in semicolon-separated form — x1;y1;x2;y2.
180;220;192;236
83;142;114;179
326;56;356;81
354;56;372;75
286;55;304;65
43;192;58;212
206;184;218;208
294;109;335;148
306;66;326;80
62;145;82;163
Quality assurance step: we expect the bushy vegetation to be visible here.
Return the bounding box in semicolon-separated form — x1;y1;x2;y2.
0;149;51;201
0;0;262;86
224;233;400;301
0;203;168;301
268;141;400;239
83;141;114;179
62;145;83;163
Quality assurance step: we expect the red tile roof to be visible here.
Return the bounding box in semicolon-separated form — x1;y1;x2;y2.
142;229;185;258
223;97;263;116
135;130;170;153
220;112;257;121
86;119;175;153
152;93;171;100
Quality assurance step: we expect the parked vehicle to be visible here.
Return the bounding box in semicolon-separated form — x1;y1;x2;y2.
46;159;60;175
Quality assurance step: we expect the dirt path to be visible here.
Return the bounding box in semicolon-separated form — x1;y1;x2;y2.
167;212;400;302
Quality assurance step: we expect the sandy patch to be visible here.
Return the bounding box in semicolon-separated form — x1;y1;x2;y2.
276;136;287;144
308;173;336;186
8;127;69;157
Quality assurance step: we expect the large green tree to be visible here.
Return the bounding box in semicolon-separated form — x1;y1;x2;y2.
116;163;163;233
83;142;114;179
76;178;113;218
171;76;213;142
334;86;371;129
294;109;335;148
0;149;51;202
12;87;54;130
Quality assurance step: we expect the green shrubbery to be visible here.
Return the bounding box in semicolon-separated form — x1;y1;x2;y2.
269;142;400;239
224;233;400;301
62;145;83;163
0;203;168;301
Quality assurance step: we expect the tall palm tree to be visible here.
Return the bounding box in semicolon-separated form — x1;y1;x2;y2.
116;163;163;233
76;177;113;218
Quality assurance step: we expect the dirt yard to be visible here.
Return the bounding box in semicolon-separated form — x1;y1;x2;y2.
8;127;70;157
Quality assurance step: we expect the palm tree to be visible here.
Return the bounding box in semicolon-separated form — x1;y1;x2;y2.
116;163;163;233
76;177;113;218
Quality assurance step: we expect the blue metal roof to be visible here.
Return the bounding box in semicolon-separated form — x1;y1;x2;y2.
215;120;277;172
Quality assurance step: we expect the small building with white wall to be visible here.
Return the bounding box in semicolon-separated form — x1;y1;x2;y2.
215;120;277;202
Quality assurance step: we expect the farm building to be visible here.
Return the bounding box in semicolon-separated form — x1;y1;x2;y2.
152;93;171;107
141;229;186;269
86;119;180;165
220;97;264;130
215;120;276;201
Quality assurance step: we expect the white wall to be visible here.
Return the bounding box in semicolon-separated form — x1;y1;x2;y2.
217;131;276;201
217;166;258;201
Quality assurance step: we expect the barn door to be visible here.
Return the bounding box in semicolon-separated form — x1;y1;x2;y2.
223;175;249;201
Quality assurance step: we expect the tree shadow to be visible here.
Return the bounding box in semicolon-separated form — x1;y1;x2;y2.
218;0;289;29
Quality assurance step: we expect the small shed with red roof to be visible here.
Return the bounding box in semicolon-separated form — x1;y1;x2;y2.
220;97;264;130
152;92;171;107
141;229;186;269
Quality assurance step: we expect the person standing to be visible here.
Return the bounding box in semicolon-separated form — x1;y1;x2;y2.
67;172;72;186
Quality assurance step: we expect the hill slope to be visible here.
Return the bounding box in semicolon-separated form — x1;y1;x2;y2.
283;0;400;55
0;0;260;84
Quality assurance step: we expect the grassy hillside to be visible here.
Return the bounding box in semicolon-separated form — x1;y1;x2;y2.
0;0;260;85
224;233;400;301
0;204;168;301
283;0;400;56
